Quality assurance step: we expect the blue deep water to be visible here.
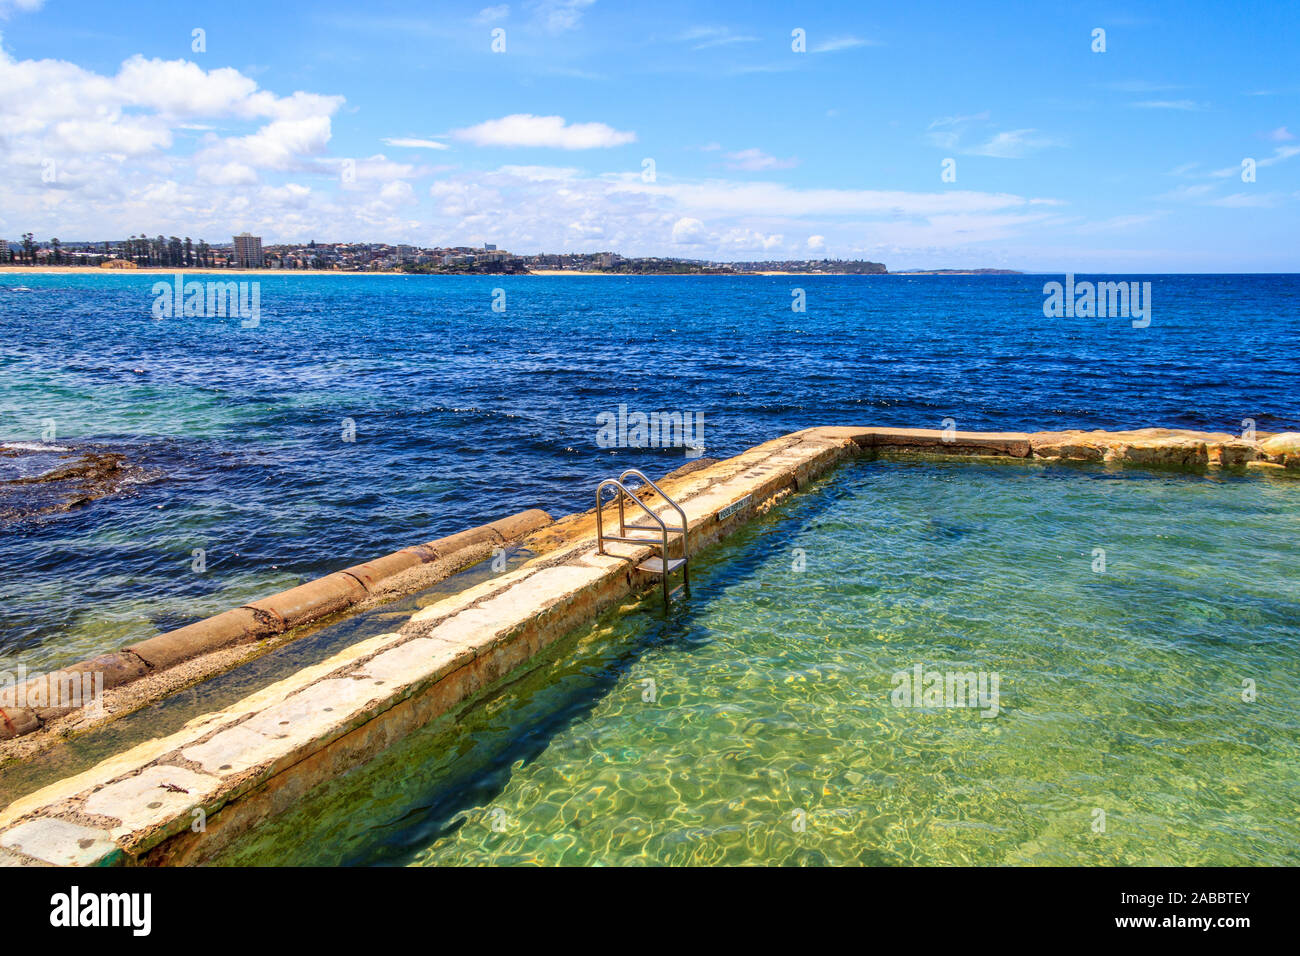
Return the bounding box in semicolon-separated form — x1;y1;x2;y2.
1;272;1297;669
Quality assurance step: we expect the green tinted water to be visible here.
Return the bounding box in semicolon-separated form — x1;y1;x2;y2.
217;459;1300;866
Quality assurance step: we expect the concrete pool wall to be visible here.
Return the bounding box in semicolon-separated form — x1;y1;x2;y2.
0;509;554;756
1;425;1296;866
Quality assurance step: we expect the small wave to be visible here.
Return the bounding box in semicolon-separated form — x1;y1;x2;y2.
2;442;70;452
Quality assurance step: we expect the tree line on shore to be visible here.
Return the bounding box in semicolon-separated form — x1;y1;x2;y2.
2;234;217;267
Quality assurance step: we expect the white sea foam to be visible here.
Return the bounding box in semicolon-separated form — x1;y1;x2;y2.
1;442;70;452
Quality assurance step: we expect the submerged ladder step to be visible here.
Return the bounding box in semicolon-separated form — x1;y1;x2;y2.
635;556;686;575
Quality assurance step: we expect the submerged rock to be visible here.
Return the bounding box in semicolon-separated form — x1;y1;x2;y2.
0;443;150;522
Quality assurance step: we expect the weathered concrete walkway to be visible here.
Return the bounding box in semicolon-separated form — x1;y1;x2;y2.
1;425;1295;866
0;510;553;757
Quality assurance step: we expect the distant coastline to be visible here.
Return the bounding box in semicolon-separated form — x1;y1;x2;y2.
2;266;399;277
3;265;1023;278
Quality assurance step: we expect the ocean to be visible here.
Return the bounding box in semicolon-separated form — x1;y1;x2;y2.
1;272;1298;672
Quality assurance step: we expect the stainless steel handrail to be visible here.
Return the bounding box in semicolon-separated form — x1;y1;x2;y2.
619;468;688;529
619;468;689;592
596;478;678;607
597;479;669;555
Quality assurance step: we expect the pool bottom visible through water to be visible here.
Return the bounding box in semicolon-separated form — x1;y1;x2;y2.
215;458;1300;866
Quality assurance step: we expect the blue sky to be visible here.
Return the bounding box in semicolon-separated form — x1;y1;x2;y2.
1;0;1297;270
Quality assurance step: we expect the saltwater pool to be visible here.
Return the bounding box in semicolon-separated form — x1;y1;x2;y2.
216;458;1300;866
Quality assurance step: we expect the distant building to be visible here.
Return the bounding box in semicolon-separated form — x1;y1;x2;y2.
484;243;497;251
233;233;263;269
0;239;7;259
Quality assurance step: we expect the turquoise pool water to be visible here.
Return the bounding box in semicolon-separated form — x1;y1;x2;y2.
216;458;1300;866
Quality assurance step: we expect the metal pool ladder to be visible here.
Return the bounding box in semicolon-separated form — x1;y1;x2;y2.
596;468;690;608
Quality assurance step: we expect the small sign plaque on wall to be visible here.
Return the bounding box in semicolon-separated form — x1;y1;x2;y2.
716;495;752;521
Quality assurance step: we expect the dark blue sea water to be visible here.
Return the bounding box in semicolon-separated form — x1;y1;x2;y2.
2;272;1298;671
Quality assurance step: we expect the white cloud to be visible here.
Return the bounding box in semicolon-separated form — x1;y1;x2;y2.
378;180;415;203
678;26;757;49
47;116;173;156
439;177;499;217
0;46;404;243
1157;148;1299;208
383;137;449;150
0;47;343;172
1209;192;1282;208
1074;212;1167;233
608;176;1048;218
209;115;335;170
929;111;991;128
924;112;1061;158
719;227;782;249
0;0;43;18
1101;80;1182;93
812;36;873;53
966;129;1060;159
724;147;798;171
451;113;635;149
476;5;509;22
1263;145;1300;166
1210;144;1300;178
530;0;595;33
1157;183;1216;200
671;217;707;244
1132;100;1206;111
1266;126;1295;142
0;42;1071;262
336;154;422;183
927;129;960;150
414;165;1061;260
495;164;581;180
114;57;257;117
261;182;312;208
196;162;259;186
566;218;605;240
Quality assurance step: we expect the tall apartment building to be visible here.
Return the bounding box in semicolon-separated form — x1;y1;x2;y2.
233;233;263;269
0;239;8;259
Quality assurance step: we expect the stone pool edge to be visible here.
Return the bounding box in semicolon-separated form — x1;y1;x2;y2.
0;510;556;756
0;424;1296;866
